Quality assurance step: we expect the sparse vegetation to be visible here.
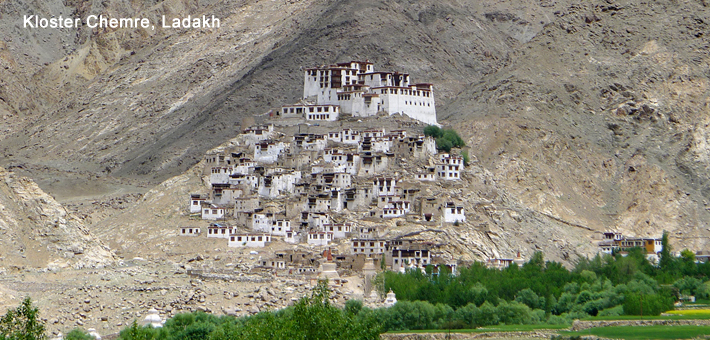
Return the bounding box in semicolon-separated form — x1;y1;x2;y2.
0;297;46;340
424;126;465;152
64;328;94;340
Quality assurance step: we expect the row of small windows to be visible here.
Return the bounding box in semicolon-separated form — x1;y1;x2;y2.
308;114;331;120
308;69;357;76
283;106;336;114
353;248;380;253
231;235;269;242
352;241;385;247
404;101;431;107
379;89;431;97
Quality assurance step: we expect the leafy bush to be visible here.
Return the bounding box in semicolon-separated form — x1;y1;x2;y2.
64;329;94;340
423;126;444;138
623;291;675;316
515;289;545;310
673;276;703;296
597;305;624;317
424;125;465;152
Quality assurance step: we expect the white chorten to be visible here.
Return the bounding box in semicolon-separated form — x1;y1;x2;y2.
384;289;397;307
143;308;163;328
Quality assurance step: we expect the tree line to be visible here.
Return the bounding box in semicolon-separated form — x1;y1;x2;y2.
5;232;710;338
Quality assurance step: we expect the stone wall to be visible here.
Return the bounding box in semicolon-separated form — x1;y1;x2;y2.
380;331;555;340
571;319;710;331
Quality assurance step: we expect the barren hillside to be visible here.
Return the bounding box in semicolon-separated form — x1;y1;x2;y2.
0;0;709;266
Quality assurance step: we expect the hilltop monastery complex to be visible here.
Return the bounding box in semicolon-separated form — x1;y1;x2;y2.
275;60;438;125
182;61;663;284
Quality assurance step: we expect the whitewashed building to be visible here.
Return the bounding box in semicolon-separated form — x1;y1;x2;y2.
241;124;275;146
323;222;353;239
179;227;201;236
443;202;465;223
252;213;272;232
280;104;340;121
228;233;272;248
201;204;227;220
303;61;437;125
207;223;237;238
315;172;352;189
437;154;464;180
307;231;333;246
189;194;208;213
373;177;397;197
381;201;411;218
258;171;302;198
293;133;327;152
271;219;292;236
209;166;232;185
254;141;287;164
351;239;387;256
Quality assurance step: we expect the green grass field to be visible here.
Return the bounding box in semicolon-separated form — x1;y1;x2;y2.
562;325;710;339
386;324;569;333
583;313;710;320
667;309;710;317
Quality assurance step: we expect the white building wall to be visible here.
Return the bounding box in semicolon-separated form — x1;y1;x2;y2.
308;214;331;229
201;207;225;220
271;220;292;236
179;227;201;236
229;234;271;248
307;232;333;246
190;199;205;213
252;214;272;232
444;206;466;223
254;142;286;164
414;174;436;181
378;87;437;125
209;167;231;184
207;225;236;239
373;178;397;196
324;223;352;239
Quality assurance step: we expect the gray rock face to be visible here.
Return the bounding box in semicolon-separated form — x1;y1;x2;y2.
0;167;116;270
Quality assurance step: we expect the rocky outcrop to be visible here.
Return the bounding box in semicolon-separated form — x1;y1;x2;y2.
0;167;116;271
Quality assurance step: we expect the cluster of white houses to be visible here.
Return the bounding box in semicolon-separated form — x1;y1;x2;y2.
273;60;438;125
183;121;467;273
179;62;472;274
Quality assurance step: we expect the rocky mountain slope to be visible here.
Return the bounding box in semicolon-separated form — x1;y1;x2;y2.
1;0;710;266
443;0;710;248
0;167;115;271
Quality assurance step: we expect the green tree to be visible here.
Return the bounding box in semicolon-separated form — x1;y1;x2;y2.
423;125;444;138
64;329;94;340
0;297;46;340
118;320;158;340
442;129;465;148
435;138;453;153
515;288;545;310
659;231;675;275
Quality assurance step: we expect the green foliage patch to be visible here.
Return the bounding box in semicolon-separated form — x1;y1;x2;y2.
423;126;464;152
562;325;710;339
116;281;382;340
